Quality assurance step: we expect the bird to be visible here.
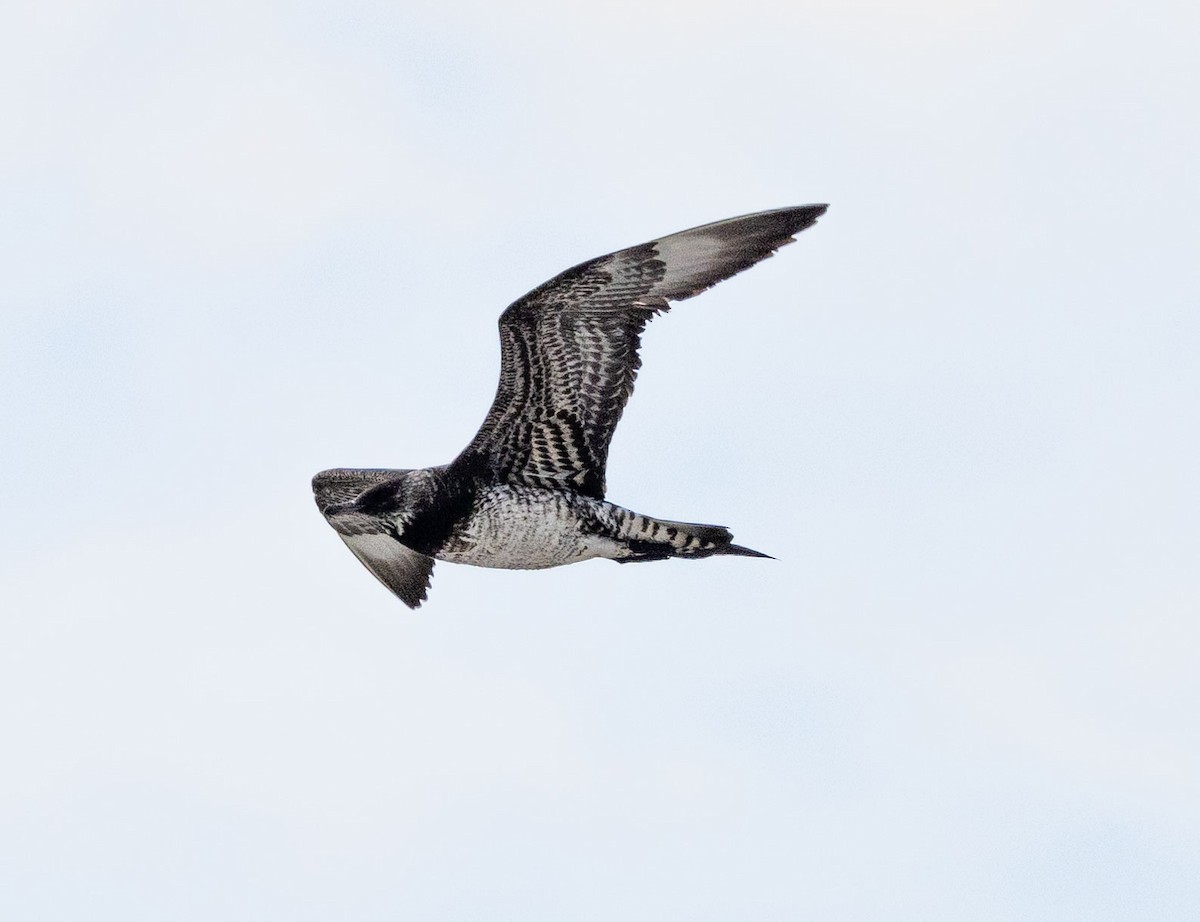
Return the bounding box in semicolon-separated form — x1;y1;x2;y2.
313;205;828;608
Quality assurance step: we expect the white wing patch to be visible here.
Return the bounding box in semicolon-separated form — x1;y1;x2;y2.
651;231;730;292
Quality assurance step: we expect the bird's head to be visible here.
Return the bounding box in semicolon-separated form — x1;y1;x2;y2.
313;468;418;522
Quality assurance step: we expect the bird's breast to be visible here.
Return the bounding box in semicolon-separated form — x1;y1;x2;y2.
434;485;615;570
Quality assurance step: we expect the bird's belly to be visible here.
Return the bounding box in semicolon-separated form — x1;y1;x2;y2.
434;488;618;570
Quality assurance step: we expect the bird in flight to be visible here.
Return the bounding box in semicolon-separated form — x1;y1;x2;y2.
314;205;828;608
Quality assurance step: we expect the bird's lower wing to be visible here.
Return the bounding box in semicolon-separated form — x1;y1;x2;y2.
335;531;435;609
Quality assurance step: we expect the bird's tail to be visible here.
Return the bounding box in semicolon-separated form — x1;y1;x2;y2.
611;510;772;563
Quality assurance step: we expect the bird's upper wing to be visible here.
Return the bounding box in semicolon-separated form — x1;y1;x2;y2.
452;205;828;498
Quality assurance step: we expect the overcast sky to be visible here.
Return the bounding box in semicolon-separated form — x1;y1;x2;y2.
3;0;1199;919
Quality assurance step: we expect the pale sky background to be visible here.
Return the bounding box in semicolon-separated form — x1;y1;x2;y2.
3;0;1199;919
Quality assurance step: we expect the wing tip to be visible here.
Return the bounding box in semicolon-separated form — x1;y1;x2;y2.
765;203;830;239
648;203;830;301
